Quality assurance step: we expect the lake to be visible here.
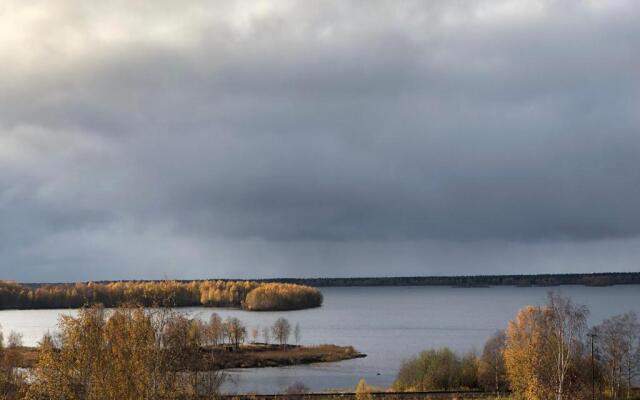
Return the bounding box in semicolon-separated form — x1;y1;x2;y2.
0;285;638;393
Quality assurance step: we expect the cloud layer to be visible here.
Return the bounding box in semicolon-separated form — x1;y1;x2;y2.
1;0;639;281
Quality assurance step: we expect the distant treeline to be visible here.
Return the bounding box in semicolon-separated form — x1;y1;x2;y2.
0;280;322;311
262;272;640;288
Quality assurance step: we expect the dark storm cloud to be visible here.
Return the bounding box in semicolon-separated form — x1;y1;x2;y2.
1;0;639;280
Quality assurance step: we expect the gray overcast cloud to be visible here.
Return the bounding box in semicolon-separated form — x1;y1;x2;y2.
1;0;640;281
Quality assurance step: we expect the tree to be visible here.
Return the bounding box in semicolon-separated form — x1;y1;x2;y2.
25;305;109;400
272;317;291;348
262;326;271;345
0;326;27;397
621;313;640;399
459;351;479;389
102;306;157;399
593;311;640;399
26;333;74;400
505;305;557;400
546;291;588;400
478;330;508;396
207;313;224;346
251;326;259;343
3;331;23;390
25;305;225;400
504;293;588;400
355;378;373;400
294;323;301;345
224;317;246;350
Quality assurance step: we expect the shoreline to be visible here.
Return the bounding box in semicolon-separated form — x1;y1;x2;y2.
209;344;366;369
13;343;366;370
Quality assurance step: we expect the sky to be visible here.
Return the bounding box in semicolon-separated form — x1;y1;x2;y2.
1;0;639;282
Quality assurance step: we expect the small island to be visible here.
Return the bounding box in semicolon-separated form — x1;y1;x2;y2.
211;343;365;369
13;343;365;370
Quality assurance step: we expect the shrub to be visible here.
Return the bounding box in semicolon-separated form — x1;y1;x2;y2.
393;347;479;391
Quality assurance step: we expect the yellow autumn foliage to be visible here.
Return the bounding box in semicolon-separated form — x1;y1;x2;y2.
0;280;321;311
243;283;323;311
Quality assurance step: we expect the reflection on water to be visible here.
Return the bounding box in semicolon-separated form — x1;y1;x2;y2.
1;285;639;393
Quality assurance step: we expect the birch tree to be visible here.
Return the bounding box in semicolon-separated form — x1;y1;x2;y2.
262;326;271;345
272;317;291;348
546;291;588;400
478;330;507;396
294;323;301;345
505;294;588;400
593;311;640;399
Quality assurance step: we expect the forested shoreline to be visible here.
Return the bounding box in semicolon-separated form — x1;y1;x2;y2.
265;272;640;287
19;272;640;290
0;280;322;311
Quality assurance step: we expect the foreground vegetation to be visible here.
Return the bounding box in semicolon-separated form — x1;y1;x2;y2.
0;305;357;399
0;280;322;311
392;291;640;400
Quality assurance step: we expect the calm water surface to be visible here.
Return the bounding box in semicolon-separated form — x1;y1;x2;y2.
0;285;638;393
